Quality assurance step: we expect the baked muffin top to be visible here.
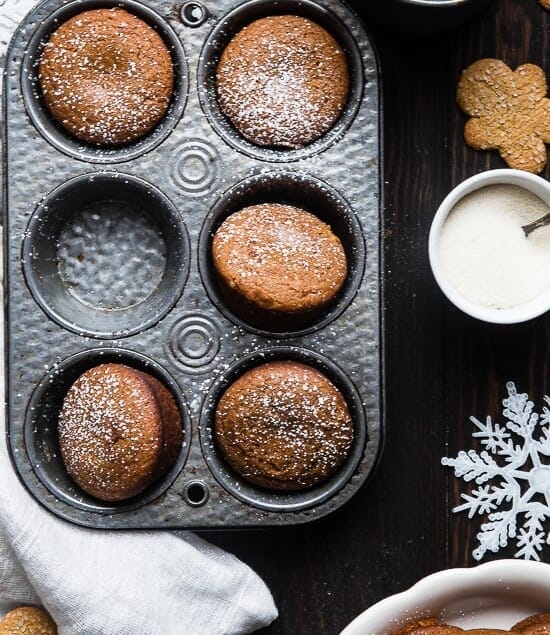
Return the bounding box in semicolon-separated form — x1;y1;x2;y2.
212;203;347;313
214;360;354;490
216;15;349;148
58;363;181;501
38;7;174;145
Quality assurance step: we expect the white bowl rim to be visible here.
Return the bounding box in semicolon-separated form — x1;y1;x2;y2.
396;0;483;6
340;559;550;635
428;169;550;324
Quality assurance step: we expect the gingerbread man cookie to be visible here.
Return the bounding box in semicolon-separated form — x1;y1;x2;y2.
456;58;550;173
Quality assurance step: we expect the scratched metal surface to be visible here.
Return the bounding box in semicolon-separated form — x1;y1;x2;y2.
2;0;383;528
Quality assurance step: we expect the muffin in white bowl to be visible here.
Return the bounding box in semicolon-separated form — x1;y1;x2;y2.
341;560;550;635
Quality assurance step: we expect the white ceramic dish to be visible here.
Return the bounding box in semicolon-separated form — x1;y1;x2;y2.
428;169;550;324
340;559;550;635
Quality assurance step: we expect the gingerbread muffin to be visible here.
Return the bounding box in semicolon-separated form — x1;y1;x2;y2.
390;616;550;635
38;8;174;145
512;613;550;635
216;15;349;148
392;620;465;635
212;204;347;316
214;360;354;490
58;363;182;501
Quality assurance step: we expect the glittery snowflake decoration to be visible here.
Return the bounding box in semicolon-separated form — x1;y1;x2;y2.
442;381;550;561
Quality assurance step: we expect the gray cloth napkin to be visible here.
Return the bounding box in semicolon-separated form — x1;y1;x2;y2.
0;1;278;632
0;442;277;633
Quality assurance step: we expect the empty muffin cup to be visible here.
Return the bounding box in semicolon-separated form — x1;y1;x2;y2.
24;348;191;514
21;0;188;163
199;347;367;513
198;171;365;337
197;0;363;162
22;172;190;338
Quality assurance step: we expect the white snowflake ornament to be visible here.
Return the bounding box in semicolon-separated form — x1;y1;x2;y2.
442;381;550;561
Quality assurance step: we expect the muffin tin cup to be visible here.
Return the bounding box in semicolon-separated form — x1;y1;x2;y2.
22;172;190;339
24;348;192;514
198;170;366;338
197;0;364;162
4;0;382;529
199;346;367;513
21;0;189;163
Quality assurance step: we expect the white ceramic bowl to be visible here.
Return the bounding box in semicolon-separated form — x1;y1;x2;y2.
341;559;550;635
428;169;550;324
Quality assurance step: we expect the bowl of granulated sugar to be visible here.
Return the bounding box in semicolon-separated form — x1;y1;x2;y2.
429;169;550;323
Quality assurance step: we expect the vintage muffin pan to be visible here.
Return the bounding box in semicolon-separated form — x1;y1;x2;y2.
3;0;382;528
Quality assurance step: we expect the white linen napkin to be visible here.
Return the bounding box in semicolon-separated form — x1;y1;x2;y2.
0;437;278;634
0;1;278;632
0;0;36;65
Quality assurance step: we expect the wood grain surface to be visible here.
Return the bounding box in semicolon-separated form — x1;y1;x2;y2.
207;1;550;632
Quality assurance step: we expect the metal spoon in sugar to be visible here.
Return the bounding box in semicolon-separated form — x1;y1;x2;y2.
522;211;550;237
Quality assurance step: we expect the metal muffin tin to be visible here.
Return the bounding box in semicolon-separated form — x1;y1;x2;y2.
3;0;383;528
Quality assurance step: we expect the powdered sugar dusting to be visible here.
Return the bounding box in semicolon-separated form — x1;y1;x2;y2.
58;364;161;500
38;7;174;145
213;204;347;313
215;361;354;489
216;15;349;148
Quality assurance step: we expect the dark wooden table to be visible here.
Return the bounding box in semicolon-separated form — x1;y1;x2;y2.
206;1;550;632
